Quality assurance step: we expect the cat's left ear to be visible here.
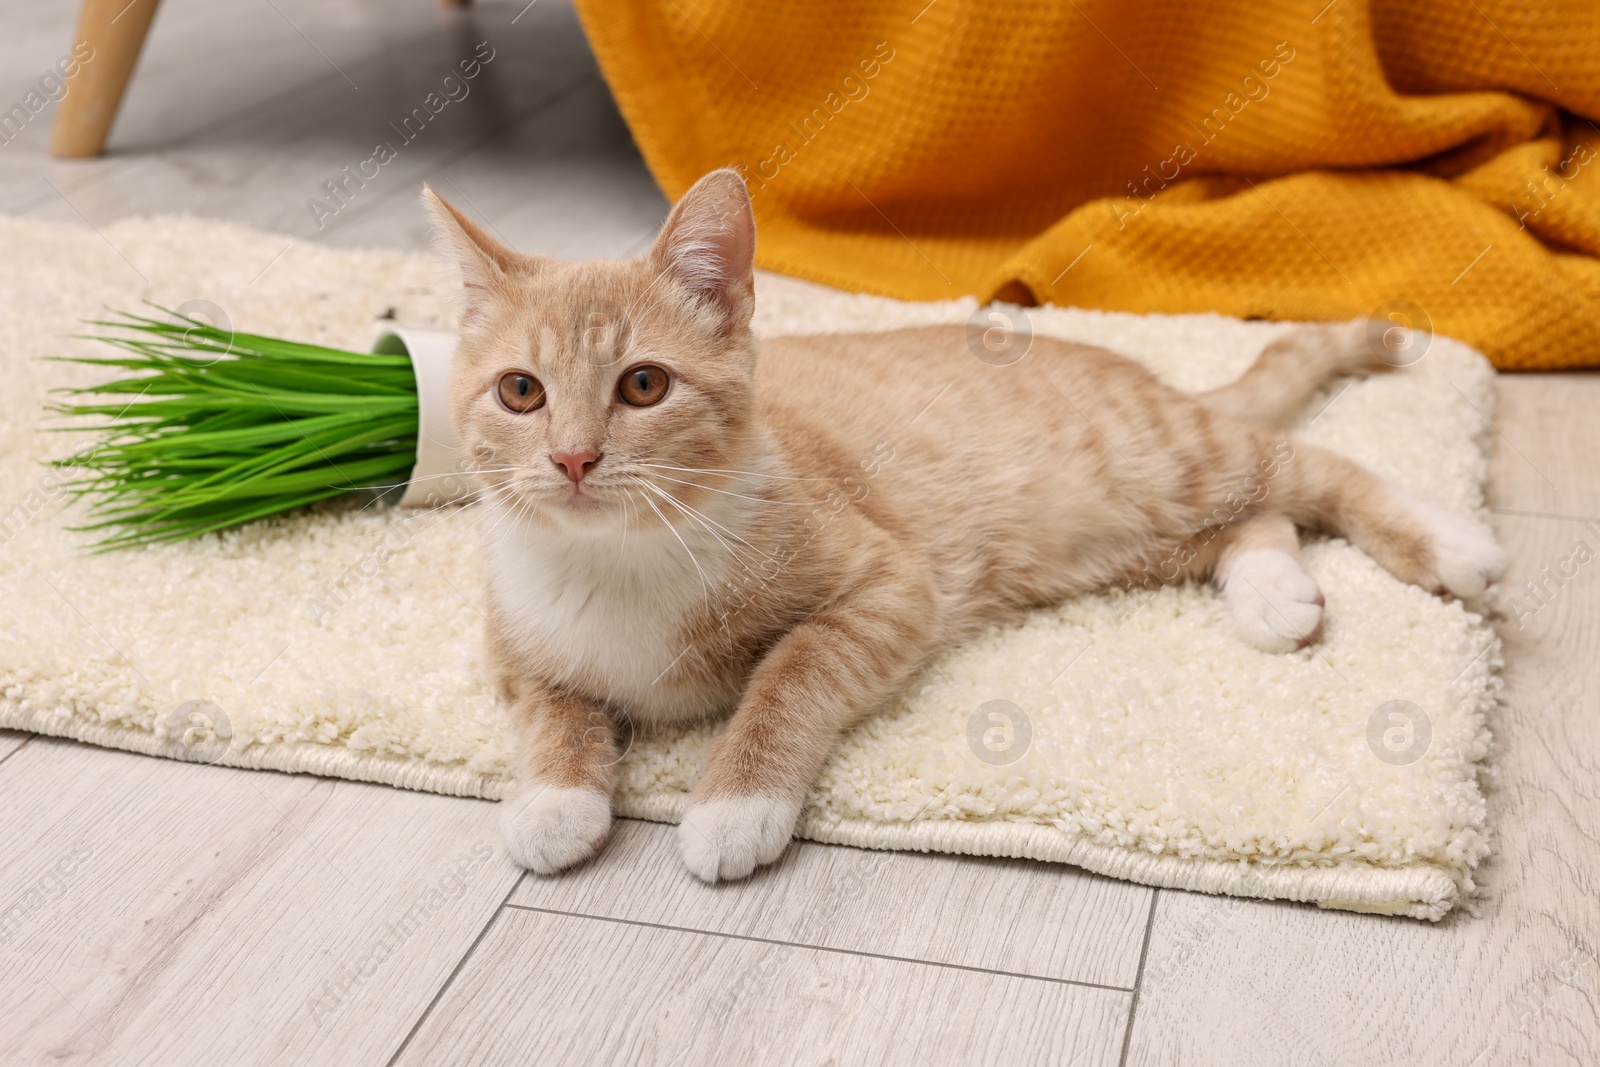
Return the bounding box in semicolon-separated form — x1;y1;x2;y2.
650;169;756;332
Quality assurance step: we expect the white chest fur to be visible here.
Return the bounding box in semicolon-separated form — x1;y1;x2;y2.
483;503;736;722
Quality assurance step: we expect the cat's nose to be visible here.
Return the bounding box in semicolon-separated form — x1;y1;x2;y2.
551;450;601;484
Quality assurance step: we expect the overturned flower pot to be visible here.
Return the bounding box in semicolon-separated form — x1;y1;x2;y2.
52;309;474;548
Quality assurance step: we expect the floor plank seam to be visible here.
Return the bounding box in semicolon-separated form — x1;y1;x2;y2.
1491;506;1600;524
0;735;33;770
501;902;1137;993
1117;890;1160;1067
383;872;527;1067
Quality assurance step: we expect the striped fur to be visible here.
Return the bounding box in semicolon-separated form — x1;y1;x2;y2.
424;171;1507;881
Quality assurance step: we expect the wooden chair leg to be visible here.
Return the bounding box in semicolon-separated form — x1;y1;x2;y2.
50;0;163;158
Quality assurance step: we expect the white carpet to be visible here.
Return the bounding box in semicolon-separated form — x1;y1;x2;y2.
0;215;1503;920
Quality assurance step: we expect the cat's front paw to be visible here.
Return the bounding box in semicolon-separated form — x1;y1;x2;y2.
678;795;802;883
500;784;612;874
1223;549;1325;653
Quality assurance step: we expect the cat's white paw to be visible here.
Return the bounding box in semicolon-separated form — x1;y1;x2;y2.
500;784;611;874
1402;496;1508;597
678;795;801;883
1223;549;1325;653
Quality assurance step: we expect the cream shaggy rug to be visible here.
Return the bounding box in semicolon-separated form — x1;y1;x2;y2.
0;216;1502;920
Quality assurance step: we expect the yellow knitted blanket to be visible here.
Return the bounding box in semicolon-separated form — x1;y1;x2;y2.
575;0;1600;369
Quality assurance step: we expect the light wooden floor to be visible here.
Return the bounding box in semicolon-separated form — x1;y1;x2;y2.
3;2;1597;1064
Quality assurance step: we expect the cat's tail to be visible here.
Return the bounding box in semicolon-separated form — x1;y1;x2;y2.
1196;319;1408;429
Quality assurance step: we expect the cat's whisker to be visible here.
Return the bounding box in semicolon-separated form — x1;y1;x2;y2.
417;465;524;481
350;484;484;523
640;483;766;576
615;485;638;561
501;495;544;540
630;469;810;509
641;479;772;576
631;474;756;544
639;489;712;597
342;466;527;522
644;482;761;552
467;482;536;547
465;499;513;547
644;498;770;591
639;480;740;550
638;461;832;484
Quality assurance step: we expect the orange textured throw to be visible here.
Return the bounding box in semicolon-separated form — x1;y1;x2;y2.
574;0;1600;369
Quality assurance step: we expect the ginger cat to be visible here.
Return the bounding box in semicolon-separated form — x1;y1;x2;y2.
422;170;1507;882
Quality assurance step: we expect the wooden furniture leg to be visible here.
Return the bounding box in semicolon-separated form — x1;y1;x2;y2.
50;0;163;158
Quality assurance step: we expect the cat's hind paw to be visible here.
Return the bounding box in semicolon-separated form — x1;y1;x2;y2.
678;795;801;883
1402;497;1508;598
1223;549;1325;653
500;784;612;874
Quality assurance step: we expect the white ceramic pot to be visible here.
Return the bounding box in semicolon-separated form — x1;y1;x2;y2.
371;328;475;509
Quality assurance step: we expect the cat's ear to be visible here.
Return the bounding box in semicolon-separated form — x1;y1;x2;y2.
650;169;756;331
421;183;520;296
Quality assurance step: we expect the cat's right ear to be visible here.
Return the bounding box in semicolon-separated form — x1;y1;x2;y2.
421;183;519;299
650;169;756;333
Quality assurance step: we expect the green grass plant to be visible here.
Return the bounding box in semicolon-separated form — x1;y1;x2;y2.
49;308;419;549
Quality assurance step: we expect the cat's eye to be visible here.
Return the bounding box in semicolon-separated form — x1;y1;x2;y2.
496;372;546;413
617;364;670;407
